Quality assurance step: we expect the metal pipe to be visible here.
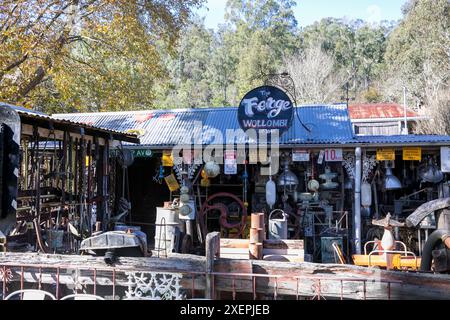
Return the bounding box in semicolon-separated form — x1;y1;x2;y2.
403;86;408;135
354;147;362;254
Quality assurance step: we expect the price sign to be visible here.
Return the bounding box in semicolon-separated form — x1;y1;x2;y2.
441;147;450;172
324;148;343;162
317;150;325;164
403;147;421;161
164;174;180;192
376;148;395;161
292;149;310;162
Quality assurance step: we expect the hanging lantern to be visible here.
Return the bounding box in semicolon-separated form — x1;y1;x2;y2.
385;167;402;190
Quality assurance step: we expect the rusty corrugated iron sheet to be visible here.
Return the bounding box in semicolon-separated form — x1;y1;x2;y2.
348;103;419;119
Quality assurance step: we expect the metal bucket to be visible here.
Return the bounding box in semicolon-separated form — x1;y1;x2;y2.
268;209;288;240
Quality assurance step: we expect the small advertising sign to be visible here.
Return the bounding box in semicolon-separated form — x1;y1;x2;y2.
403;147;422;161
292;149;310;162
376;148;396;161
317;150;325;164
164;174;180;192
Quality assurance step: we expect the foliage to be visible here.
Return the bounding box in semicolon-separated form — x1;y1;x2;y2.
383;0;449;108
0;0;447;119
0;0;203;112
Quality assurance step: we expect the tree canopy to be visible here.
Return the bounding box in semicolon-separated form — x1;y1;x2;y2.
0;0;203;112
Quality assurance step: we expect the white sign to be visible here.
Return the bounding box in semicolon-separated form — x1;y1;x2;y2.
292;150;310;162
441;147;450;172
317;150;325;164
224;150;237;175
324;148;343;162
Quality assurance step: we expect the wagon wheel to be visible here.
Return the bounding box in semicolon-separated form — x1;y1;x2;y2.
199;192;247;240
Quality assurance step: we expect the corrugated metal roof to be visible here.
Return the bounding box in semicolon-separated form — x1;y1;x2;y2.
0;103;47;116
348;103;419;119
1;103;139;143
53;105;356;147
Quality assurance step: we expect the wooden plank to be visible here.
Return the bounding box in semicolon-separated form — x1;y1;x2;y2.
263;255;304;263
220;239;249;249
262;248;303;256
220;248;248;254
220;239;304;250
263;239;304;250
220;254;249;260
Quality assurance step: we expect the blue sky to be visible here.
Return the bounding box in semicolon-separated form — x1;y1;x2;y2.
196;0;408;29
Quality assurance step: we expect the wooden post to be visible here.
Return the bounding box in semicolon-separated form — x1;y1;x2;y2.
205;232;220;299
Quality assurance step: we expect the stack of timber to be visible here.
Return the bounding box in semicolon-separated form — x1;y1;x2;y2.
220;238;304;262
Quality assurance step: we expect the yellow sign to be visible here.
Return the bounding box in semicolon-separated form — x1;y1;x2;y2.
403;147;422;161
162;150;173;167
164;174;180;192
376;148;395;161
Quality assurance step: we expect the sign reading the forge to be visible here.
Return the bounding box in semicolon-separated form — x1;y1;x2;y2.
238;86;293;133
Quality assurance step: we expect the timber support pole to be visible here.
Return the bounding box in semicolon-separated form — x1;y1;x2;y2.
205;232;220;299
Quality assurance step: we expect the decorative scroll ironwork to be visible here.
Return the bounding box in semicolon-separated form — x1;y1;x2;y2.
124;272;184;300
264;72;297;106
263;72;311;133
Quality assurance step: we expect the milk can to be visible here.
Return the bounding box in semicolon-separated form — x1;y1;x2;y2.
268;209;288;240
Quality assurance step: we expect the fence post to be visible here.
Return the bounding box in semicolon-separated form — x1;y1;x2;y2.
205;232;220;299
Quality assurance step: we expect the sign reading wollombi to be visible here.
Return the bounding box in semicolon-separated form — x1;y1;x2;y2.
238;86;294;134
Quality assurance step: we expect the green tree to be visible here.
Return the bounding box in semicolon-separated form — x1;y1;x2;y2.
383;0;449;107
224;0;299;100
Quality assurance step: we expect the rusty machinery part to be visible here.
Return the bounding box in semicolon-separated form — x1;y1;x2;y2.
420;229;450;272
199;192;247;239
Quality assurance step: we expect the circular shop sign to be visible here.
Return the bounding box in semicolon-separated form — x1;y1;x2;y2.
238;85;293;134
